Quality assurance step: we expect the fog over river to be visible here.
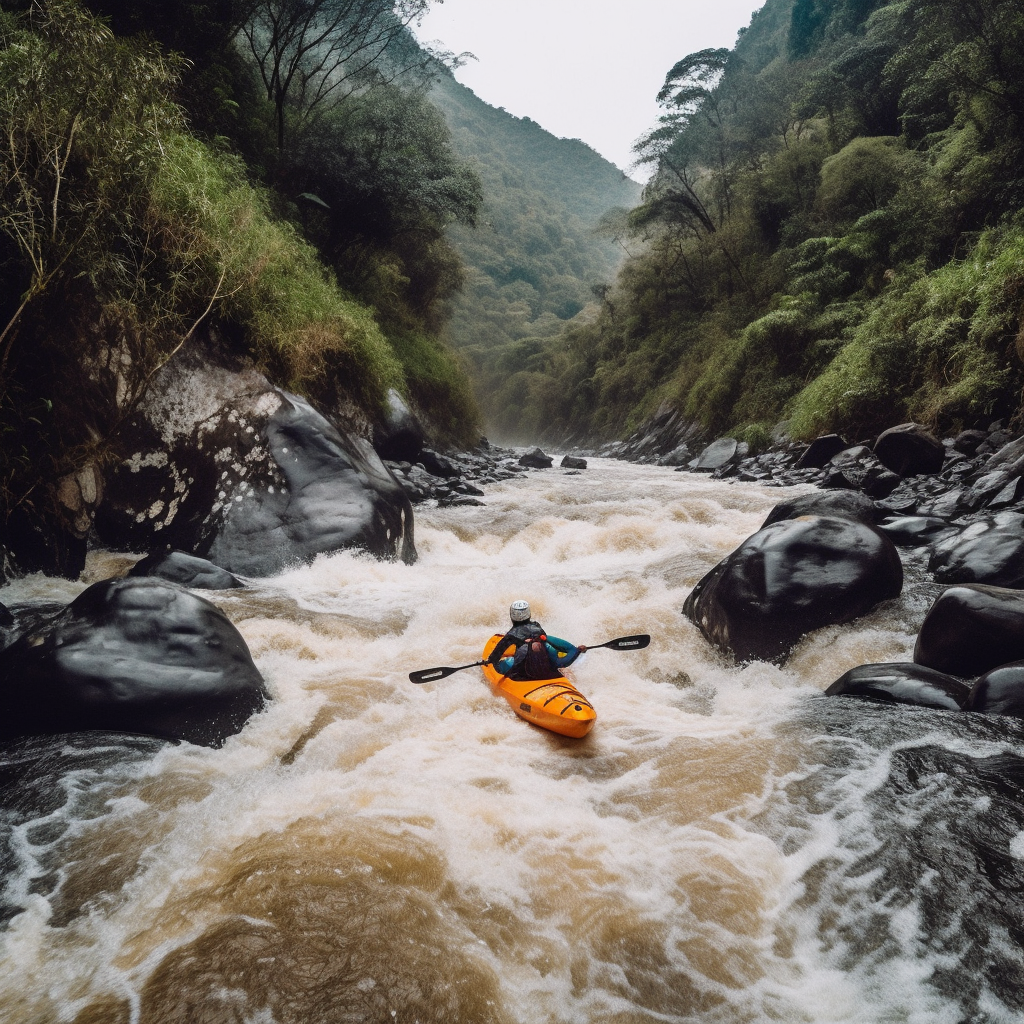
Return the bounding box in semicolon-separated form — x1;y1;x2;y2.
2;459;1024;1023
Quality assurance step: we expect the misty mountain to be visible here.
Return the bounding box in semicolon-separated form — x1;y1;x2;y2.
428;72;642;434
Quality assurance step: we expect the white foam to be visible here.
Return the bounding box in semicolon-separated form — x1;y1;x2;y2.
0;460;999;1022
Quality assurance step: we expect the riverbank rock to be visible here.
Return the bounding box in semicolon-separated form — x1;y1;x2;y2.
963;663;1024;719
927;516;1024;588
825;663;968;710
95;345;415;576
878;516;959;548
914;584;1024;678
683;515;903;664
128;550;243;590
372;389;425;463
823;446;901;498
0;578;268;746
874;423;945;477
761;489;879;529
795;434;850;469
519;448;553;468
600;403;707;463
691;437;738;473
952;429;988;455
560;455;587;469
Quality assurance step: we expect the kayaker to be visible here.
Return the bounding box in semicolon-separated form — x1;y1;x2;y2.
488;600;587;680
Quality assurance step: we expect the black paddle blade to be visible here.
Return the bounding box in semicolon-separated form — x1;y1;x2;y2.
596;634;650;651
409;660;484;684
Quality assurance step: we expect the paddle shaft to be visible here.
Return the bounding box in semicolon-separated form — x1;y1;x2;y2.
408;633;649;684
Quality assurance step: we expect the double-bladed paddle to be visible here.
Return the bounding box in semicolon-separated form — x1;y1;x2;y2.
408;634;650;684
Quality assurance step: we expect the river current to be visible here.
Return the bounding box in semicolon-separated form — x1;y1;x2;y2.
2;459;1024;1023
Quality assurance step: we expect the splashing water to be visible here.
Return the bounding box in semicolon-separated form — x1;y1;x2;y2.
2;459;1024;1024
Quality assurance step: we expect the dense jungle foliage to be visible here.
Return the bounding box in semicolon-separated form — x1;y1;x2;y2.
496;0;1024;446
0;0;484;542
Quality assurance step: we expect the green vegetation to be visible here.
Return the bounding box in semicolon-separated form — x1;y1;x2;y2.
428;74;642;440
0;0;484;539
493;0;1024;443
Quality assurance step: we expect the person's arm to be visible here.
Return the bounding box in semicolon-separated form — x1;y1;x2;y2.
488;630;518;665
545;635;587;667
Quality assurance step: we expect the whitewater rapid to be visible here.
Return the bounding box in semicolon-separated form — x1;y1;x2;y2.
2;459;1023;1023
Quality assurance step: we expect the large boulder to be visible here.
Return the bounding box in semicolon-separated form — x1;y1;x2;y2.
418;448;460;478
683;516;903;664
0;578;268;746
372;388;425;464
914;584;1024;678
761;489;879;530
561;455;588;470
128;550;243;590
690;437;738;472
873;423;945;477
927;516;1024;588
825;662;968;711
963;663;1024;719
518;447;553;469
95;345;415;576
795;434;850;469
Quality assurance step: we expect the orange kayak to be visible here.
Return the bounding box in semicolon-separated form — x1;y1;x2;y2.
481;634;596;738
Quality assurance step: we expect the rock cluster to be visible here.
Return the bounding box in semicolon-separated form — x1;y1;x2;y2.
0;436;572;751
384;445;527;507
660;412;1024;722
826;583;1024;721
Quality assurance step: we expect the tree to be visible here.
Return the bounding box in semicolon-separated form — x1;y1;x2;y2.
0;0;185;375
290;83;481;325
240;0;435;152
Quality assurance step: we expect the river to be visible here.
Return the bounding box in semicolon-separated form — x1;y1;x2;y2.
2;458;1024;1023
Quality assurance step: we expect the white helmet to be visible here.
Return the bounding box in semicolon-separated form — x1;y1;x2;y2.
510;600;531;623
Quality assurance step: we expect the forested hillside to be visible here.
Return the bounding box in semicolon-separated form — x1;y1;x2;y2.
0;0;487;553
429;74;642;439
500;0;1024;447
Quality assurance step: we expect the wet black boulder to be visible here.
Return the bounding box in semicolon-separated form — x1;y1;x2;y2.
928;516;1024;588
878;516;959;548
0;578;269;747
825;662;968;711
372;388;425;464
518;447;553;469
683;516;903;664
128;550;243;590
915;584;1024;679
560;455;588;470
964;663;1024;719
795;434;850;470
761;489;879;529
95;344;415;577
873;423;945;477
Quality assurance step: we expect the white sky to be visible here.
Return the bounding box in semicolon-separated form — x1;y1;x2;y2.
414;0;766;179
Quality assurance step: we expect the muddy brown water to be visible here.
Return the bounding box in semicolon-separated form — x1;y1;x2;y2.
2;460;1024;1023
